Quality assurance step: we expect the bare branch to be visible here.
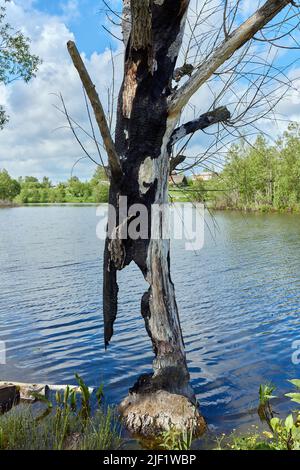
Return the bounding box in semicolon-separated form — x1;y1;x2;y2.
170;154;187;173
59;93;100;167
102;25;123;42
169;0;293;113
82;87;108;175
170;106;231;145
67;40;123;182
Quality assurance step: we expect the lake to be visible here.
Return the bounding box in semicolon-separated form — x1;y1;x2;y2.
0;205;300;438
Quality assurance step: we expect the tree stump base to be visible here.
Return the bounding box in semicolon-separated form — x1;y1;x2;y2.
119;389;206;439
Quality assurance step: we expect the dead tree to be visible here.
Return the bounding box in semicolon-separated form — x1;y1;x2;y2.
68;0;299;437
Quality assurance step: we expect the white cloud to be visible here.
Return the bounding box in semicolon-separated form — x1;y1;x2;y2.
1;0;300;181
60;0;80;22
240;0;262;17
0;0;123;182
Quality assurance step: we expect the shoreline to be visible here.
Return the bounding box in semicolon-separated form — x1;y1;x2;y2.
2;201;300;214
1;197;300;214
207;204;300;214
0;200;19;208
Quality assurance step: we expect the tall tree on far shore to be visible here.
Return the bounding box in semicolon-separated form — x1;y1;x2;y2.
0;168;20;200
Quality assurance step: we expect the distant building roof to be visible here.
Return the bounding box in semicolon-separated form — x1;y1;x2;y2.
169;174;188;186
192;172;216;181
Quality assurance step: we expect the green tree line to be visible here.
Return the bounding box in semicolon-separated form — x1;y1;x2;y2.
2;124;300;209
0;167;109;204
203;123;300;211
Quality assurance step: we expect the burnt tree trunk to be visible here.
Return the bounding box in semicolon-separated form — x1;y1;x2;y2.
103;0;204;435
67;0;294;438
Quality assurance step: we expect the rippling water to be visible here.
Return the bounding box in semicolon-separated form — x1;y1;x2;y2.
0;206;300;436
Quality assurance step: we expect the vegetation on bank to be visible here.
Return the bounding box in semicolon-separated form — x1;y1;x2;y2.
0;375;120;451
0;404;120;450
216;380;300;450
1;125;300;210
1;376;299;451
171;124;300;211
159;379;300;451
0;167;109;204
202;124;300;212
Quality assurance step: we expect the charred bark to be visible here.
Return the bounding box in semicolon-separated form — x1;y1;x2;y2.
170;106;230;146
105;1;193;404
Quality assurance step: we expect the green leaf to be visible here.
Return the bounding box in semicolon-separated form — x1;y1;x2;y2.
63;385;70;406
270;417;280;431
285;392;300;404
285;414;294;431
259;383;276;405
70;388;77;411
31;392;53;409
55;391;61;405
96;384;104;406
292;426;300;440
288;379;300;389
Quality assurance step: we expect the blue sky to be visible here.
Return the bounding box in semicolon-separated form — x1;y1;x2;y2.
0;0;300;182
34;0;113;56
0;0;125;182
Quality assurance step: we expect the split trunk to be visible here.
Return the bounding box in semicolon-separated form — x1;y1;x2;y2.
103;0;204;436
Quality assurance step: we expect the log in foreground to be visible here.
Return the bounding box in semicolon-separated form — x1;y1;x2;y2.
0;385;20;413
0;381;94;402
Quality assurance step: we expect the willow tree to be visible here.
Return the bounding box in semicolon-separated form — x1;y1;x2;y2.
68;0;299;436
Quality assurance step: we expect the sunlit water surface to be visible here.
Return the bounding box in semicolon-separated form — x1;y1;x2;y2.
0;206;300;440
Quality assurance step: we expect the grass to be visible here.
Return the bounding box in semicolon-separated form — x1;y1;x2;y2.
214;428;280;450
159;427;194;450
0;405;120;450
169;189;191;202
1;377;299;450
0;375;121;451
